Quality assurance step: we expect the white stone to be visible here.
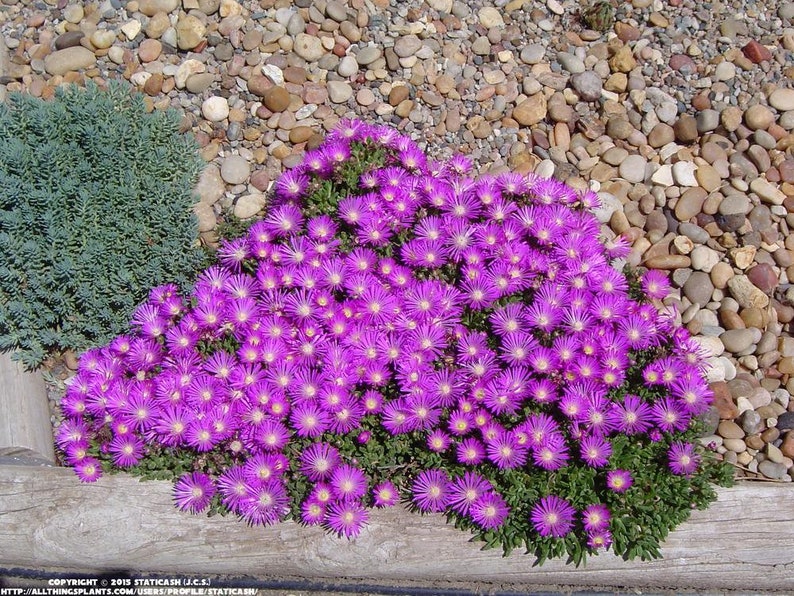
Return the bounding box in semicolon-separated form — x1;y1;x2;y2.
672;161;698;186
651;164;674;186
327;80;353;103
478;6;504;28
121;20;143;40
769;88;794;112
293;33;325;61
175;59;206;89
718;356;737;381
690;245;720;272
261;64;284;85
202;96;230;122
234;194;267;219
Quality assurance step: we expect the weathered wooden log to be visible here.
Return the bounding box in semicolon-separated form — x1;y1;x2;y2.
1;465;792;592
0;354;55;464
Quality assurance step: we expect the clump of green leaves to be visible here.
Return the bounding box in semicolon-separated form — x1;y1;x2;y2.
0;81;207;369
580;0;615;32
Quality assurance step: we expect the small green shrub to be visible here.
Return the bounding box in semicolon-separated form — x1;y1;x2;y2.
0;81;207;369
580;0;615;32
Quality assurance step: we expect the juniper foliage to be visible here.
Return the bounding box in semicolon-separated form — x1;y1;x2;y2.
0;81;206;369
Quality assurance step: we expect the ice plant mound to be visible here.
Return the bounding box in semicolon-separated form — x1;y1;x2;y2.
58;120;732;564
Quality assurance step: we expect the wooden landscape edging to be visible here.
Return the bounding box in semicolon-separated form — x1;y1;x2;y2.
0;353;55;465
0;465;792;593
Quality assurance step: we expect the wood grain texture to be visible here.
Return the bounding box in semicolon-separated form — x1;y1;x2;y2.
1;466;792;592
0;354;54;462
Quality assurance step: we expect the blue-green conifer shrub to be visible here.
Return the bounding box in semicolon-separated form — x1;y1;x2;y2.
0;81;206;369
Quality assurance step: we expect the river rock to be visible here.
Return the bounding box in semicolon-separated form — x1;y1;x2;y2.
43;47;96;75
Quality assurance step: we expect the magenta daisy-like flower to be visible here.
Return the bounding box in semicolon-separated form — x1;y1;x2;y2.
372;481;400;507
300;498;327;526
469;492;510;530
532;435;570;471
448;471;493;516
456;437;486;465
240;479;290;527
330;464;368;501
579;435;612;468
530;495;576;538
325;499;369;539
582;503;611;533
587;530;613;550
299;442;341;481
411;469;451;513
74;457;103;483
650;397;690;433
606;469;633;493
486;431;528;469
109;434;144;468
641;269;671;300
668;441;700;476
216;465;251;511
173;472;216;514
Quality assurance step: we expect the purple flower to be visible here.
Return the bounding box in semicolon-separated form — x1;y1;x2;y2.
173;472;216;514
456;437;486;465
74;457;103;483
668;441;700;476
587;530;613;550
411;469;451;513
486;431;528;469
579;435;612;468
582;503;611;533
330;464;368;501
531;495;576;538
650;397;690;434
300;498;327;526
606;469;633;493
372;481;399;507
642;270;671;300
469;492;510;530
448;472;493;516
239;479;290;526
299;442;341;481
325;499;369;538
532;435;570;471
109;434;144;467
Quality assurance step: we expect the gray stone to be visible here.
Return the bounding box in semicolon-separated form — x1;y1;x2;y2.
570;71;602;101
220;156;250;185
740;409;763;435
520;44;545;64
618;154;647;183
327;81;353;103
356;46;382;66
679;222;710;244
720;329;757;353
558;52;586;74
683;271;714;306
758;460;788;480
394;35;422;58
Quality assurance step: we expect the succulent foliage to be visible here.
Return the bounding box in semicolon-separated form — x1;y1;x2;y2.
0;81;206;369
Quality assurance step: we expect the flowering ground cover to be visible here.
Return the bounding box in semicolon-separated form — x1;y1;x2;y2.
56;120;732;565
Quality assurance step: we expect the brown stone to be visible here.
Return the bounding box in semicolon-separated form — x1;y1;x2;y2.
287;126;312;144
263;86;291;112
712;381;739;419
512;94;547;126
247;74;273;97
781;431;794;460
673;114;699;143
143;72;163;95
746;263;778;293
742;40;773;64
388;85;409;106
